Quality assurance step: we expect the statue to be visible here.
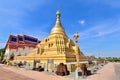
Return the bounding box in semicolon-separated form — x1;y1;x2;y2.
81;64;87;78
56;63;69;76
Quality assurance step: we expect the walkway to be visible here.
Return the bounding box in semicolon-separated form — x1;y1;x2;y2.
86;63;116;80
1;63;119;80
0;64;71;80
115;63;120;80
0;64;34;80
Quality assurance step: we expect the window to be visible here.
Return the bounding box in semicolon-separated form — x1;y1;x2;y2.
25;37;37;42
11;37;17;42
19;37;23;41
45;39;47;42
48;44;50;48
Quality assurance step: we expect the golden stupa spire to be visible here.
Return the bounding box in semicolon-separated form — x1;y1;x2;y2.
56;10;61;23
50;10;67;36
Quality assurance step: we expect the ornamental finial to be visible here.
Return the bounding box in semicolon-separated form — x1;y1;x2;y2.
56;10;61;21
74;32;79;39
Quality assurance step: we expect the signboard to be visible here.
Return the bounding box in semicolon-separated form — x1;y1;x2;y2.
47;59;54;64
35;59;40;63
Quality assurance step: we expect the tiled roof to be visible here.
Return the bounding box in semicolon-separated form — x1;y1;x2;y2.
5;35;39;50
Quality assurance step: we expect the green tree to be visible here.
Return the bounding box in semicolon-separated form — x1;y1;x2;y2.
106;57;120;62
90;55;96;60
0;48;5;61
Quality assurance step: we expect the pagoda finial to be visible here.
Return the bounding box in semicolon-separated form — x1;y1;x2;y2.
50;10;67;36
56;10;61;22
74;32;79;39
74;32;79;46
56;10;60;16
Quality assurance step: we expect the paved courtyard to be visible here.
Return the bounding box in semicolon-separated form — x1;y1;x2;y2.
0;63;120;80
0;64;34;80
86;63;119;80
0;64;71;80
115;63;120;80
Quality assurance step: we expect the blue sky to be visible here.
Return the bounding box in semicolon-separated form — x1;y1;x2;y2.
0;0;120;57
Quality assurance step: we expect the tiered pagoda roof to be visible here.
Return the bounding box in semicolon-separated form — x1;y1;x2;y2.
5;35;39;50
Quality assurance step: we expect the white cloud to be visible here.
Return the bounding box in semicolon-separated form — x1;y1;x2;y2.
96;27;120;37
78;18;120;40
78;20;85;25
79;0;120;8
100;0;120;8
0;0;49;48
0;0;48;28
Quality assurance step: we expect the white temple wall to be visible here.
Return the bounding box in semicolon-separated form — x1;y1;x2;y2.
4;47;35;60
4;48;10;60
24;47;30;56
17;48;24;56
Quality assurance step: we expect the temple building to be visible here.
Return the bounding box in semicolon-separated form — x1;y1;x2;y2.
15;11;87;72
4;35;39;61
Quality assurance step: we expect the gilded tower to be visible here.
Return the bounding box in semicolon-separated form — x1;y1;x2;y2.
16;11;87;72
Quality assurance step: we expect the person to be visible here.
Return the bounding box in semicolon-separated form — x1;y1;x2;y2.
33;59;36;68
81;63;87;78
23;61;26;68
28;63;31;69
18;61;22;67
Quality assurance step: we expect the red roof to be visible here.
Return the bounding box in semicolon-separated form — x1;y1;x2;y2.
5;35;39;50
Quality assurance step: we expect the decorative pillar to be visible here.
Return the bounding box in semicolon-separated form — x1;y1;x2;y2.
74;32;80;68
74;32;80;79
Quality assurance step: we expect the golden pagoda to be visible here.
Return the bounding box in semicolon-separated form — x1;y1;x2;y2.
15;11;87;72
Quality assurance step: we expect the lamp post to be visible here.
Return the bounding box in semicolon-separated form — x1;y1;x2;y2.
74;32;80;79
